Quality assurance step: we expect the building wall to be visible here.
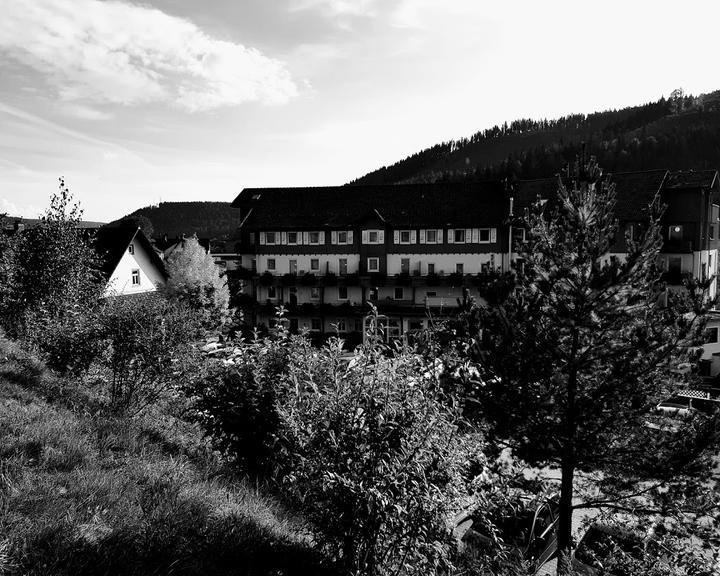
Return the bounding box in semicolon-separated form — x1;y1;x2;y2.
258;253;360;275
104;239;165;297
387;252;499;275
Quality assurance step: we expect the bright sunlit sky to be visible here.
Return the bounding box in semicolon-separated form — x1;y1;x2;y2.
2;0;720;221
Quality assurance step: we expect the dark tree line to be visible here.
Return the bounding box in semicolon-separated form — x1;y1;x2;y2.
352;92;720;186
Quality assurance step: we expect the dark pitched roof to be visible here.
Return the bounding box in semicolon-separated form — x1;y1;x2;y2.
512;170;668;221
233;182;508;229
664;170;718;190
92;226;167;279
607;169;668;220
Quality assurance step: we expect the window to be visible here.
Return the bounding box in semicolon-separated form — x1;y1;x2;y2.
669;225;683;242
367;257;380;272
454;229;466;243
289;259;297;275
268;286;277;299
714;204;720;222
310;258;319;271
265;232;277;245
310;287;320;299
354;319;363;332
409;320;423;331
706;327;719;344
131;269;140;286
369;288;378;301
339;258;348;275
427;263;435;275
426;229;438;243
400;230;411;243
338;286;348;300
336;319;347;332
426;291;437;298
668;257;682;274
479;229;490;243
287;232;298;244
309;231;321;244
401;258;410;274
456;263;464;274
311;318;321;331
363;230;384;244
338;231;348;244
394;287;404;300
128;243;135;255
267;258;276;271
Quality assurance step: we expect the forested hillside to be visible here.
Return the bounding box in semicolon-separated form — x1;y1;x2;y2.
110;201;241;240
352;89;720;184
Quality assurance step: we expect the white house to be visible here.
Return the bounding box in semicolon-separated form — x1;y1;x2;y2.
94;227;167;297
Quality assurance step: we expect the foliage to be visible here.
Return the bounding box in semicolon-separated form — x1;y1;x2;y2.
350;92;720;186
11;179;102;321
274;332;479;576
22;304;105;376
436;157;715;574
187;316;296;477
160;236;230;327
190;311;483;576
98;293;203;413
112;201;244;240
0;337;326;576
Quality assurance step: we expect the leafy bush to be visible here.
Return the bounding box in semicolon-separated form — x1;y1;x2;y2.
191;314;482;575
99;294;203;413
22;305;105;376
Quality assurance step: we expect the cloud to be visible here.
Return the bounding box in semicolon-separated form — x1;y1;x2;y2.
0;0;300;112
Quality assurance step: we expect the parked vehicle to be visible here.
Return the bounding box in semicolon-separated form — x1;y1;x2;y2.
572;524;648;575
655;389;720;417
455;494;559;574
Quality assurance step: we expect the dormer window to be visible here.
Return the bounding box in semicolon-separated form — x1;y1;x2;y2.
265;232;277;245
362;230;384;244
287;232;298;244
669;225;683;242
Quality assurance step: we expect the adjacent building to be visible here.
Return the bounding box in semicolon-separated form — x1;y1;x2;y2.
221;169;720;346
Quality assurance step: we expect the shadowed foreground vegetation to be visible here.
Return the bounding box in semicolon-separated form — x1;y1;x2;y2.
0;335;328;576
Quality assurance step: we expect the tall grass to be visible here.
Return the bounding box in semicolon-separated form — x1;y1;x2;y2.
0;335;328;576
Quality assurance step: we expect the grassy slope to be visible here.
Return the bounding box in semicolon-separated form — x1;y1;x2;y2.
0;337;325;576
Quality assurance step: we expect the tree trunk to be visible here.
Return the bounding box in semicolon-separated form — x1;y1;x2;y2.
557;331;579;576
556;452;575;575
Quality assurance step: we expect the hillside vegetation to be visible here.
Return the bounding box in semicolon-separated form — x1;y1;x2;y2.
109;201;242;240
0;335;325;576
352;90;720;185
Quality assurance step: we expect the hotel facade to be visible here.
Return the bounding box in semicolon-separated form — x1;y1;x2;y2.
220;169;720;348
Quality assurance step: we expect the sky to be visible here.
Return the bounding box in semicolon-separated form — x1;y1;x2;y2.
2;0;720;222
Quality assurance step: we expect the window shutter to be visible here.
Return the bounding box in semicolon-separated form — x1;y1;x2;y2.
303;232;309;244
281;232;287;245
331;231;337;244
347;230;353;243
378;230;385;243
419;229;426;244
259;232;266;245
471;228;479;243
362;230;368;244
490;228;497;243
437;229;443;243
394;230;399;244
448;230;454;244
465;229;472;243
319;231;325;244
410;230;417;244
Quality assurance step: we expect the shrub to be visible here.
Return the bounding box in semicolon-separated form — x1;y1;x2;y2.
274;336;480;575
99;294;203;413
190;313;482;575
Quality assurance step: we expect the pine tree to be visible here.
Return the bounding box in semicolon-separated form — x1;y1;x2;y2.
449;156;712;574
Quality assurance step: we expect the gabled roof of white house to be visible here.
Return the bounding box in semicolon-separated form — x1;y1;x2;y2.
93;226;167;280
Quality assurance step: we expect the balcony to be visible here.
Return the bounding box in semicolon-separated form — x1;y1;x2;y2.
252;271;498;289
